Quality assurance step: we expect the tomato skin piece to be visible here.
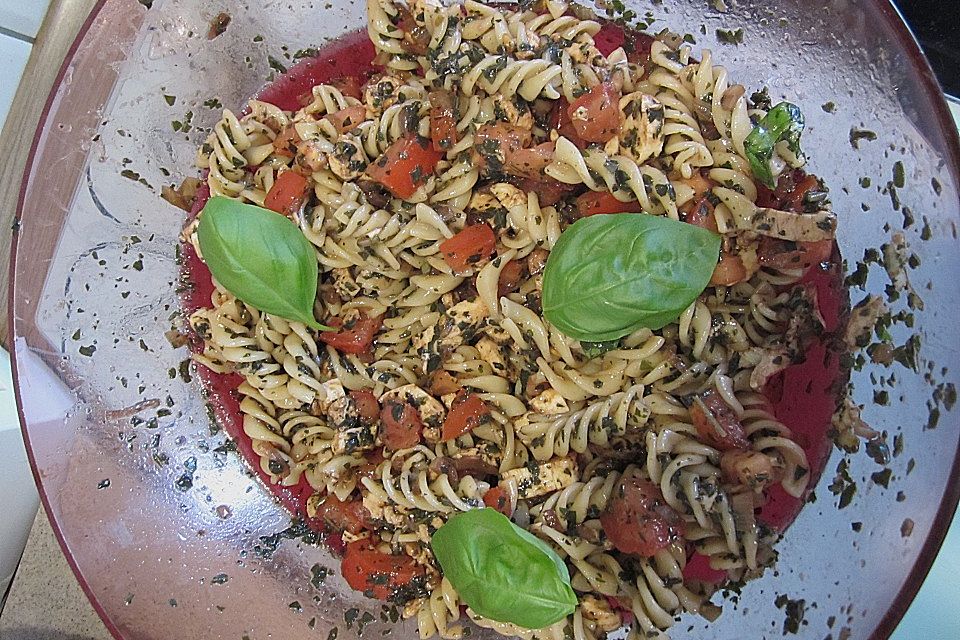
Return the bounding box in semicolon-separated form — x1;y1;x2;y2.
505;142;555;180
483;486;513;516
575;191;641;217
441;392;491;441
314;495;372;535
318;315;383;354
758;237;834;271
568;82;622;143
341;542;426;601
264;171;310;216
599;470;685;556
365;135;442;199
497;259;526;296
682;196;719;232
349;389;380;424
429;90;458;152
439;224;497;273
328;105;367;134
380;400;424;450
689;390;749;451
710;253;748;286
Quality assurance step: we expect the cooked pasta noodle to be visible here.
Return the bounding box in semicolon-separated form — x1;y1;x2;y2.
183;2;839;638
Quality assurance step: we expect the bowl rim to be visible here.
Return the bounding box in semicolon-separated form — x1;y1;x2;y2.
7;1;960;639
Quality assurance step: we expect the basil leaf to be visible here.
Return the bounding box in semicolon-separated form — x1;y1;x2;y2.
743;101;805;189
431;508;576;629
197;196;331;330
542;213;720;342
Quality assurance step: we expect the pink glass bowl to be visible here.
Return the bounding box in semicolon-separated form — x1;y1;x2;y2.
9;0;960;638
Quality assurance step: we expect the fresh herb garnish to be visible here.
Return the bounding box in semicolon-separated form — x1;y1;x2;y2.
744;102;805;188
431;509;576;628
197;197;332;330
542;213;720;342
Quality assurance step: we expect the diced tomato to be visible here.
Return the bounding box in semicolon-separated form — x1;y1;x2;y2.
349;389;380;424
568;82;622;143
689;389;749;451
680;171;715;202
505;142;555;180
439;224;497;273
758;237;834;271
396;5;430;55
318;315;383;354
755;183;779;209
755;169;821;212
784;173;819;212
429;370;462;396
341;542;426;601
380;400;424;450
357;447;386;481
429;90;458;152
710;253;747;286
264;170;310;216
497;259;526;296
473;123;531;175
365;135;442;199
626;32;655;65
441;391;491;441
273;125;301;158
329;75;363;101
683;196;719;232
314;495;372;535
576;191;641;217
599;469;685;556
328;105;367;134
549;99;589;149
511;176;578;207
483;486;513;516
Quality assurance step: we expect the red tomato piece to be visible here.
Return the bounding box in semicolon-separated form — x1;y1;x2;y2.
575;191;641;217
483;486;513;516
758;237;834;271
599;470;685;556
549;99;589;149
318;315;383;354
365;135;442;199
568;82;622;143
784;173;819;212
473;123;531;174
683;196;719;232
439;224;497;273
511;176;578;207
380;400;424;450
689;389;749;451
505;142;555;180
341;542;426;601
497;259;526;297
429;90;458;152
264;170;309;217
273;125;301;158
441;392;491;441
328;105;367;134
314;495;372;535
710;253;748;286
349;389;380;424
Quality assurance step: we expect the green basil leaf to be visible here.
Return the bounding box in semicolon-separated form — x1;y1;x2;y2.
431;508;576;629
542;213;720;342
197;196;331;330
743;101;805;189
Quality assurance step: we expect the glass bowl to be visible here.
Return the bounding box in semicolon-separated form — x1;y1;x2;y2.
10;0;960;638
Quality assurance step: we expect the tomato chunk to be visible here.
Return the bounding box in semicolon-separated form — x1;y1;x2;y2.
576;191;641;217
328;105;367;134
341;542;426;601
599;470;685;556
689;389;749;451
441;392;491;441
473;123;531;175
710;253;747;286
549;99;589;149
682;196;719;232
365;135;442;199
511;176;578;207
483;486;513;516
318;315;383;354
273;125;301;158
505;142;555;180
264;171;309;217
429;90;458;152
439;224;497;273
329;75;363;101
497;259;526;296
380;400;424;450
568;82;622;143
758;237;834;271
349;389;380;424
314;495;372;535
